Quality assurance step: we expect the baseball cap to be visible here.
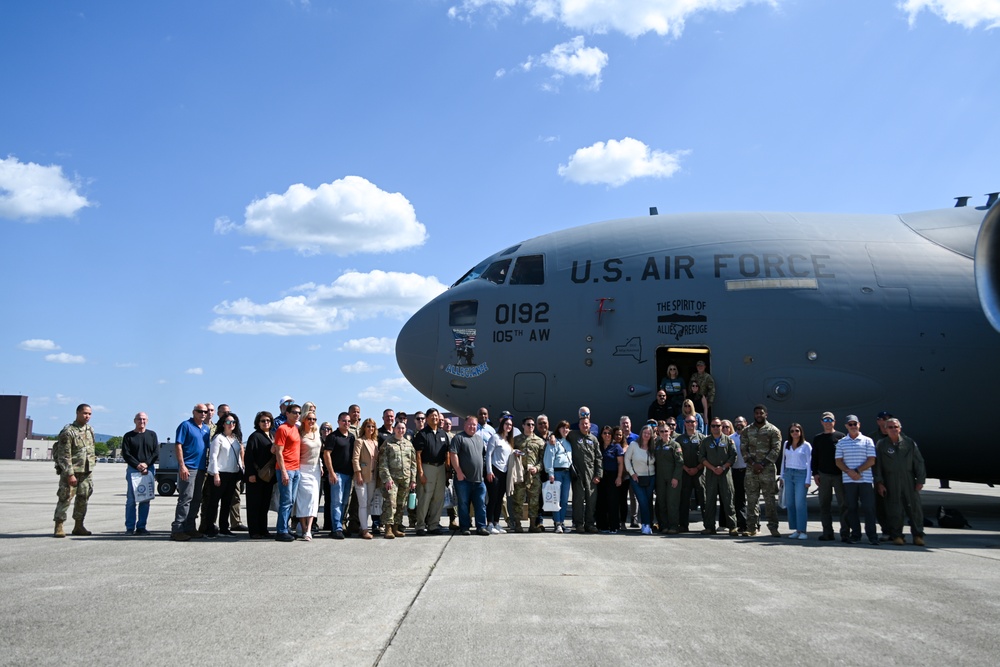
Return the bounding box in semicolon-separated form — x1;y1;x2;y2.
876;410;893;420
821;411;835;420
845;414;860;424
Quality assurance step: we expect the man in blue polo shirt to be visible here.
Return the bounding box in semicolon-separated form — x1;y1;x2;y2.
835;415;878;546
171;404;211;541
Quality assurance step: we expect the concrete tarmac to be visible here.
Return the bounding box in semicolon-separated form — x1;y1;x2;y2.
1;460;998;666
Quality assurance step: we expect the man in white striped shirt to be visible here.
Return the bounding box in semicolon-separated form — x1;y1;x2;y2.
835;415;878;545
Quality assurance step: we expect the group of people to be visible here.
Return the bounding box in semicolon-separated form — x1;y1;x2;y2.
50;395;928;547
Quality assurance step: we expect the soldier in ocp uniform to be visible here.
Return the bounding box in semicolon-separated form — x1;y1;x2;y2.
510;417;545;532
53;404;97;537
378;421;417;539
741;404;782;537
698;419;738;535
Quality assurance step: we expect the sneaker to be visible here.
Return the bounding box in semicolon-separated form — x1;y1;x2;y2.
796;532;808;540
490;525;500;535
303;532;313;541
641;525;652;535
788;530;801;539
416;528;427;536
476;527;491;536
555;525;564;534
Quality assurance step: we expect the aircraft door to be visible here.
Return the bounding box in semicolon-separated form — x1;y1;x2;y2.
654;346;711;417
513;372;546;413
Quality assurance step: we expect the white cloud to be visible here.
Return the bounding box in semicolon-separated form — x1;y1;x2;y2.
900;0;1000;28
340;337;396;354
18;339;60;352
558;137;689;187
449;0;771;39
357;377;415;402
306;344;322;351
538;36;608;90
185;367;204;375
209;271;446;336
55;393;73;405
115;362;138;368
156;379;168;384
341;360;385;373
90;405;109;413
0;156;92;220
223;175;427;256
45;352;85;364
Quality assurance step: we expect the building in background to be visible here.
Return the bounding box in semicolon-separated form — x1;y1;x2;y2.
0;395;31;460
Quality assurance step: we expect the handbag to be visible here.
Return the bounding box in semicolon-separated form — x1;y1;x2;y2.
778;479;787;509
443;480;456;509
370;487;384;515
130;471;155;503
542;480;561;512
256;456;276;483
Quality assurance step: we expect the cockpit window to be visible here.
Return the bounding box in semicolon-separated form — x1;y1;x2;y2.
509;254;544;285
480;259;511;285
450;300;478;326
499;244;521;257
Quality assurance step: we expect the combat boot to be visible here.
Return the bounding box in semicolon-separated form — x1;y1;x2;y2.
54;521;66;538
384;529;395;539
72;520;92;536
528;525;542;533
394;525;406;538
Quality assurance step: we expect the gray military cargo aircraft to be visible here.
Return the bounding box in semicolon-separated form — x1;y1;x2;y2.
396;195;1000;483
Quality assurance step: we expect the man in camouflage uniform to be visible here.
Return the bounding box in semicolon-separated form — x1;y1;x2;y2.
676;415;705;533
698;419;738;536
53;404;96;537
510;416;544;533
378;421;416;539
874;418;927;546
691;360;716;416
654;421;683;534
741;404;782;537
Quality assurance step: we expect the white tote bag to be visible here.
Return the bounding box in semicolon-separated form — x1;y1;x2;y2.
542;480;561;512
130;471;155;503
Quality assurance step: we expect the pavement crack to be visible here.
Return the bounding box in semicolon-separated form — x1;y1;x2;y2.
373;533;452;666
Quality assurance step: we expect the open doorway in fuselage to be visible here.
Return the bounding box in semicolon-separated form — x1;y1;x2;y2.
654;345;711;420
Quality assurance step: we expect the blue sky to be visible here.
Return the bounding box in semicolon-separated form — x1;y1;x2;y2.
2;0;998;437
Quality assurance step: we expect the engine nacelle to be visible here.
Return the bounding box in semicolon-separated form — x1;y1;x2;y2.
975;201;1000;333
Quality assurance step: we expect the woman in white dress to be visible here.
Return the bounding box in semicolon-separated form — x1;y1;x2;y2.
295;410;323;541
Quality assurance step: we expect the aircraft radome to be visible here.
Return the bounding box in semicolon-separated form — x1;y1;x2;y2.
396;194;1000;484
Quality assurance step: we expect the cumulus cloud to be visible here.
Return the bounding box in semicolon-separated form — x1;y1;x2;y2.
450;0;770;39
357;377;415;402
558;137;689;187
45;352;85;364
220;175;427;256
0;156;92;220
340;337;396;354
19;339;60;352
900;0;1000;28
209;271;447;336
501;36;608;90
185;367;204;375
341;360;385;373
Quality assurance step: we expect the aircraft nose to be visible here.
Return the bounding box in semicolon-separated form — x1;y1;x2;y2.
396;300;440;401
